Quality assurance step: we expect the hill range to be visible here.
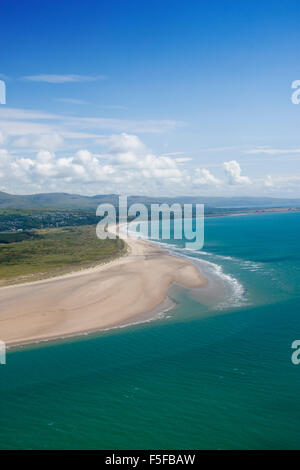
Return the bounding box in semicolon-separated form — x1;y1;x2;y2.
1;191;300;210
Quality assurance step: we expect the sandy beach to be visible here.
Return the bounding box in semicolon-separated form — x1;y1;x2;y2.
0;229;207;347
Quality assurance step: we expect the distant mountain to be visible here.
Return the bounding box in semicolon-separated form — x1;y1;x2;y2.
1;191;300;210
0;192;120;209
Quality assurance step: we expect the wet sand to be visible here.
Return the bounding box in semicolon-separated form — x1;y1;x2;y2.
0;230;207;347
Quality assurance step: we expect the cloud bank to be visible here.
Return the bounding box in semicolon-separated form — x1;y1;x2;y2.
23;74;106;83
1;132;293;196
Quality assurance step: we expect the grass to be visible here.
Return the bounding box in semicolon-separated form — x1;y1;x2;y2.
0;225;126;284
0;231;39;244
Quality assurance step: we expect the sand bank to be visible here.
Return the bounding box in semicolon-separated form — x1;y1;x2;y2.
0;229;207;347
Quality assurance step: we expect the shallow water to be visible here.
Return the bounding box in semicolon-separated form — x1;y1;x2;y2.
1;212;300;449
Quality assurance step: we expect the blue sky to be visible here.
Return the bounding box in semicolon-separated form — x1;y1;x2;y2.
1;0;300;196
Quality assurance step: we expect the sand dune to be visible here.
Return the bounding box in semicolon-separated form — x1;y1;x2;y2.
0;230;207;347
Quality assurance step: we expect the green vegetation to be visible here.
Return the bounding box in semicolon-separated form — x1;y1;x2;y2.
0;209;99;232
0;225;126;284
0;231;40;244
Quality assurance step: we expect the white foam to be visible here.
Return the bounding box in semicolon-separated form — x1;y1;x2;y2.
125;221;248;310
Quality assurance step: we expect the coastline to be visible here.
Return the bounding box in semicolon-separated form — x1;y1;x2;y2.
0;228;207;348
205;206;300;218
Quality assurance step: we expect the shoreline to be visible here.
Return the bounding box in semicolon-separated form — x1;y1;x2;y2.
205;206;300;219
7;292;177;352
0;228;207;349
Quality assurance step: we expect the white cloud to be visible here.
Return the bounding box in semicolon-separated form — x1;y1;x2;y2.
159;152;192;163
13;133;64;151
264;175;274;187
175;157;193;163
246;147;300;155
23;74;106;83
0;107;183;137
263;174;300;186
100;105;127;110
70;116;183;134
161;152;185;156
55;98;89;105
107;133;146;156
0;134;189;194
0;130;6;145
2;128;298;196
194;168;221;185
224;160;251;185
0;108;61;120
0;120;53;136
55;100;126;109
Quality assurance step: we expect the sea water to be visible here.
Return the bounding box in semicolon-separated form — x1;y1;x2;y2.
0;212;300;449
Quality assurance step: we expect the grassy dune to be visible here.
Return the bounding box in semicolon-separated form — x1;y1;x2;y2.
0;225;126;285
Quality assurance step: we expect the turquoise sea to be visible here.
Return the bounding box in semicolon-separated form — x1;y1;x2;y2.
1;212;300;449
